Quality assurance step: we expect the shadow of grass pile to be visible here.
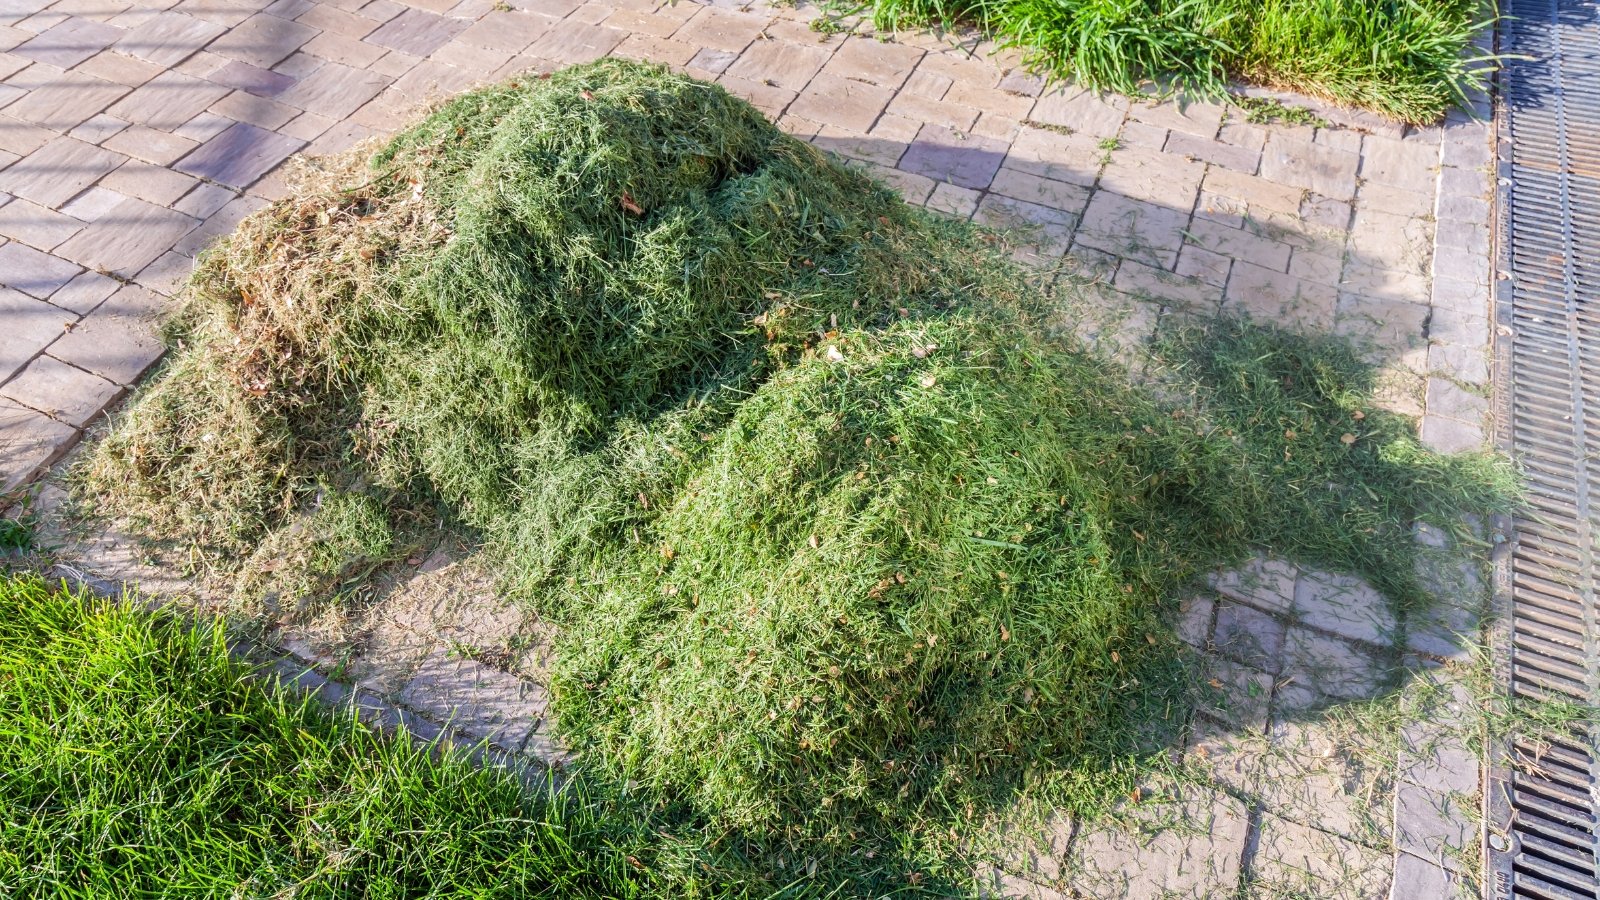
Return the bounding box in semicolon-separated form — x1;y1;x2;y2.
83;60;1511;844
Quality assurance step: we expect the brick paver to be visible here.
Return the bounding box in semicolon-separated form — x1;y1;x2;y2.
0;0;1499;893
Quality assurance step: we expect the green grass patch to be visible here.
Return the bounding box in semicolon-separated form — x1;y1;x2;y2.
80;60;1511;867
0;573;757;898
846;0;1493;123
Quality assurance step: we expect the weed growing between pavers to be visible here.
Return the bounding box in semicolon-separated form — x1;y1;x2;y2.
845;0;1492;123
80;60;1511;873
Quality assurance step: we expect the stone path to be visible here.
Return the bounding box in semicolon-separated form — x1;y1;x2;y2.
0;0;1499;896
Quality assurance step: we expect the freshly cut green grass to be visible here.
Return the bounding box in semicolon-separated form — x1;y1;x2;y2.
853;0;1492;123
0;574;748;899
80;59;1512;864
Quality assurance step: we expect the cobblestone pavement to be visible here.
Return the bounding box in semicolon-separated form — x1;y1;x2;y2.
0;0;1498;896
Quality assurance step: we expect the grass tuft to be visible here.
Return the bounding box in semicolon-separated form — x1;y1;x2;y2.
849;0;1493;123
0;573;752;898
80;60;1511;862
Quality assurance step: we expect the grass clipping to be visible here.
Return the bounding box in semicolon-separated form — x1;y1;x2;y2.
84;60;1510;841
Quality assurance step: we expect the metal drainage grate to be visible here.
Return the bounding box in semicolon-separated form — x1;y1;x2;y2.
1487;0;1600;897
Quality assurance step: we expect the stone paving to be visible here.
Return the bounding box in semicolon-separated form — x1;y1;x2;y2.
0;0;1500;896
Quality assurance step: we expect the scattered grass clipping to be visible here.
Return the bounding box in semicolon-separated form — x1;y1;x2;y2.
81;60;1512;855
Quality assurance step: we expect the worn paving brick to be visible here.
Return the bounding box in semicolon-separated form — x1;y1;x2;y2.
1164;130;1259;173
174;193;268;256
1066;786;1249;897
1360;133;1438;190
107;69;232;128
276;60;388;118
1391;852;1463;898
45;283;167;385
672;6;764;54
524;19;625;64
0;353;123;426
1175;243;1231;286
54;194;197;277
1294;570;1398;646
1202;165;1304;215
974;193;1077;258
926;181;979;218
70;112;132;145
211;88;300;129
112;9;227;66
100;123;201;165
814;125;901;168
988;167;1091;214
1280;626;1389;702
1028;85;1125;138
100;159;198;205
1185;216;1291;272
365;7;470;57
898;123;1006;189
1350;208;1433;276
175;121;302;188
1335;292;1430;357
1213;601;1286;673
724;37;829;91
1113;258;1216;309
1074;191;1188;269
822;33;921;89
1;65;129;130
398;648;546;749
1098;143;1205;209
1003;125;1103;187
209;58;298;96
1260;133;1359;201
14;17;123;68
75;48;166;87
205;12;318;67
295;2;376;38
0;286;71;383
1225;261;1337;329
0;241;81;298
47;269;120;315
1251;813;1390;898
1394;782;1473;868
1177;592;1214;648
0;198;84;250
1128;97;1225;139
1211;557;1298;613
784;72;893;133
0;397;78;490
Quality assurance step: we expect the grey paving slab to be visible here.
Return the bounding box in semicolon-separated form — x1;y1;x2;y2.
45;284;167;386
112;10;228;67
0;397;77;491
174;121;303;187
206;12;318;68
13;17;124;69
0;286;70;383
1;65;128;130
0;241;81;298
54;194;197;277
365;7;468;57
0;354;123;427
0;137;126;208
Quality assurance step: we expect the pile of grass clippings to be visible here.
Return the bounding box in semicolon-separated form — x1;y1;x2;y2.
852;0;1492;123
82;60;1511;863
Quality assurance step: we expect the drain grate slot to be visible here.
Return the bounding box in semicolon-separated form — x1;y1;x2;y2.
1489;0;1600;895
